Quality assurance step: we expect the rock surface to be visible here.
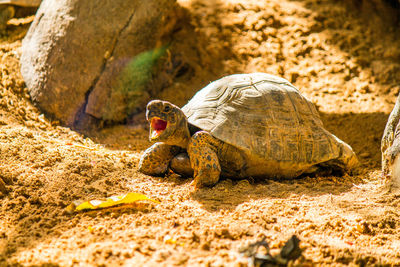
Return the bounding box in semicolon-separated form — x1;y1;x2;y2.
20;0;178;127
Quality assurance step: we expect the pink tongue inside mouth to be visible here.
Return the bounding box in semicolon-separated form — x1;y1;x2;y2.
152;118;167;132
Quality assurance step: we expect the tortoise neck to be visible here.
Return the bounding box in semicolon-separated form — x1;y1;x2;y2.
166;118;191;149
174;129;190;149
176;120;191;149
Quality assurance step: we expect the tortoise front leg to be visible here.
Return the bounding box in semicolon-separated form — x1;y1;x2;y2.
188;131;221;188
138;142;180;176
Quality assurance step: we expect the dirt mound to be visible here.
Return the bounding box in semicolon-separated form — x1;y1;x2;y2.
1;0;400;266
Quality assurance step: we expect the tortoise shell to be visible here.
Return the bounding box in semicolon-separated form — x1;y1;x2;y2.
182;73;342;166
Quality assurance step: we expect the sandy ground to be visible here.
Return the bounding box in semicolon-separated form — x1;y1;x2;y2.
1;0;400;266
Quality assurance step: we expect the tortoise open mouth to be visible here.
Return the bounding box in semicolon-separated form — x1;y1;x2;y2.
150;117;168;139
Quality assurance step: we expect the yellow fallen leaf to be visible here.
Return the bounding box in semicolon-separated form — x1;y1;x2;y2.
68;192;160;212
163;235;185;246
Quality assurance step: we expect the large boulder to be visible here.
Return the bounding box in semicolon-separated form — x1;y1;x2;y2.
20;0;179;127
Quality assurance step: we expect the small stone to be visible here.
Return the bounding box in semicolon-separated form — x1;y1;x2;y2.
200;241;211;251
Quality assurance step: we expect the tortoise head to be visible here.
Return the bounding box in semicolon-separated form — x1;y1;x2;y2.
145;100;190;147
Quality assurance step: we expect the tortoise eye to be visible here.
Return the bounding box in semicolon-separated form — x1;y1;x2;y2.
164;105;171;112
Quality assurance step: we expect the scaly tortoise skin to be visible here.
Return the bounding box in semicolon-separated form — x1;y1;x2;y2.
139;73;358;187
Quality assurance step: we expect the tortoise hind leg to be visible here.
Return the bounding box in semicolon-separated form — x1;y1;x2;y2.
188;131;221;188
304;164;341;177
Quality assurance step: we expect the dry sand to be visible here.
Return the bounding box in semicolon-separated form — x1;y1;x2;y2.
1;0;400;266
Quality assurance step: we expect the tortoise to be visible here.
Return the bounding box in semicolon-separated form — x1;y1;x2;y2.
0;0;41;33
138;73;358;187
382;94;400;184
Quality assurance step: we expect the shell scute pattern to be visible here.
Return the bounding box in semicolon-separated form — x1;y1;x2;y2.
182;73;341;166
